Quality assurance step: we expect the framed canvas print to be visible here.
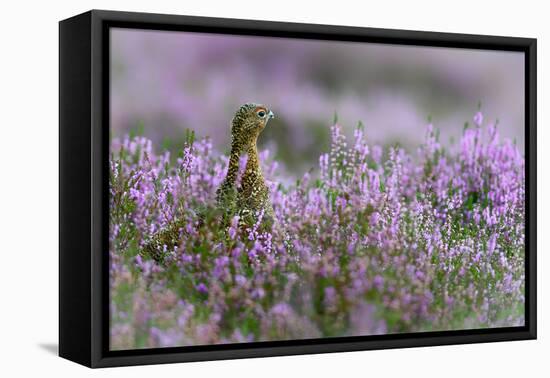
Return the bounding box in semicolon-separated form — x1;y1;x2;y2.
59;9;537;368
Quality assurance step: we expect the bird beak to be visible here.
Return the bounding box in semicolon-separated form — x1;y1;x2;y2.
268;110;274;119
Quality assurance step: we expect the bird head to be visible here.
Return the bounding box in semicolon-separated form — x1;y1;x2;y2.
230;103;274;152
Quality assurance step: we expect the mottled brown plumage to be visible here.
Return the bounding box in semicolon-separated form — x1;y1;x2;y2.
216;103;275;226
141;217;186;264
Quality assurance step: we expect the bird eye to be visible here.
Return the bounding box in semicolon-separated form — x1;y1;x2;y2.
257;111;266;118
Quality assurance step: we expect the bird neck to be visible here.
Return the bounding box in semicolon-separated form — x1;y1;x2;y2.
223;149;241;186
245;142;261;175
222;137;262;191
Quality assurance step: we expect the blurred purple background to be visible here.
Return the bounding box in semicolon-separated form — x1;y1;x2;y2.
110;28;524;170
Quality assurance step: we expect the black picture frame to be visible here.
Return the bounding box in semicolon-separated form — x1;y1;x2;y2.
59;9;537;368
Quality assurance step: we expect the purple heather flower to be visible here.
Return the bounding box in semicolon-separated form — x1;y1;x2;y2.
473;111;483;127
373;275;384;290
196;283;208;295
487;234;497;256
324;286;338;309
234;274;247;287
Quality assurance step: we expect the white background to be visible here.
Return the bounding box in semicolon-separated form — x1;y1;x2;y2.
0;0;547;376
